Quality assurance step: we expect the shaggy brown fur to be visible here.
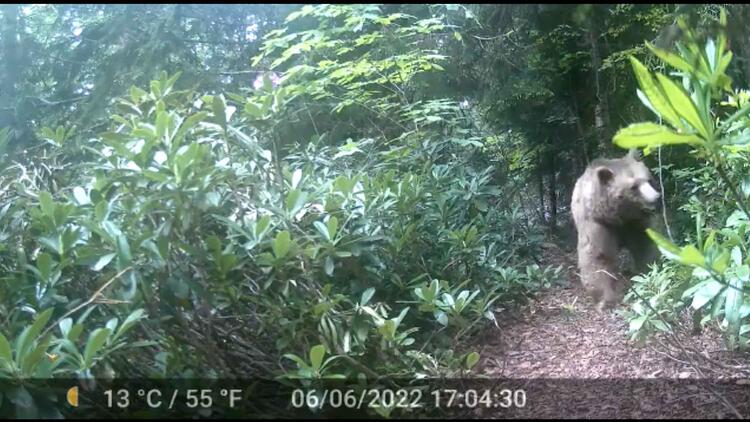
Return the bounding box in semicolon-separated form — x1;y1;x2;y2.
571;149;661;310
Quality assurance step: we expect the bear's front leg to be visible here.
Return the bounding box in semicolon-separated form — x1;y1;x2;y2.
577;222;624;311
621;223;659;275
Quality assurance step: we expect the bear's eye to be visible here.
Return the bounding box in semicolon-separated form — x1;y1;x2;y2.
631;183;640;191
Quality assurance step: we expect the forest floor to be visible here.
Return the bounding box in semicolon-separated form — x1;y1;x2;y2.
465;242;750;419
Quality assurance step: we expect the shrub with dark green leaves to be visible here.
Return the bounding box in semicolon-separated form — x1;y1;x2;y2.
615;8;750;349
0;4;557;418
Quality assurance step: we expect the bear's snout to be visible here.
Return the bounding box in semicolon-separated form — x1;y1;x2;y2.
638;182;661;206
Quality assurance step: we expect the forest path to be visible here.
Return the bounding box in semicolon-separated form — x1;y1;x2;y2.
465;244;745;418
473;243;724;379
475;284;707;379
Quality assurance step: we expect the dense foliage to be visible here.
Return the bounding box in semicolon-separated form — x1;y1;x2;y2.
619;10;750;350
0;3;749;418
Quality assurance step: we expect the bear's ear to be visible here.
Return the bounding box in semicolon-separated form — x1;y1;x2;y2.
596;166;614;184
626;148;642;161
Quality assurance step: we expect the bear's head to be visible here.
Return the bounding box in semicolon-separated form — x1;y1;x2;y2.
595;149;661;221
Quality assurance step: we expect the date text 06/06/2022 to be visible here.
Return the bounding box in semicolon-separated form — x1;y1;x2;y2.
290;388;527;410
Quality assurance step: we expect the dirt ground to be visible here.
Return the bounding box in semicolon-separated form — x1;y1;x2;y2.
465;245;750;419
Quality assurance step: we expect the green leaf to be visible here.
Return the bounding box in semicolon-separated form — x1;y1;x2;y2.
283;353;309;370
0;333;12;366
130;86;148;102
155;110;169;141
732;247;743;267
212;215;254;245
68;324;84;342
705;38;717;70
255;215;272;239
36;253;53;282
326;216;339;240
58;318;72;338
38;236;61;256
243;101;267;120
679;245;705;267
648;229;708;268
95;201;109;224
691;280;723;310
38;191;54;218
206;235;222;253
15;308;54;367
285;189;308;216
719;131;750;147
726;209;748;228
361;287;375;306
122;270;138;301
394;306;410;325
613;123;704;149
105;317;117;334
646;42;700;76
309;344;326;372
314;221;331;241
629;56;684;131
291;168;302;189
165;71;182;94
131;126;156;140
219;254;237;273
57;338;81;362
150;80;162;98
435;311;448;326
646;229;681;257
272;230;291;259
92;253;116;272
630;315;647;332
72;187;90;206
324;256;334;276
636;89;661;118
116;234;132;266
725;265;747;329
114;309;145;342
83;328;111;368
465;351;480;370
379;319;396;340
21;334;51;375
655;73;709;139
213;95;228;131
712;249;731;274
174;111;209;145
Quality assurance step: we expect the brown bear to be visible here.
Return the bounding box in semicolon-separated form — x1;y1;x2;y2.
571;149;661;311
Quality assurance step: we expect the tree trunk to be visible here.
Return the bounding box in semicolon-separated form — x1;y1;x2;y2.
1;5;36;146
588;6;610;155
546;149;557;230
729;5;750;87
537;157;546;223
0;5;20;135
568;73;590;168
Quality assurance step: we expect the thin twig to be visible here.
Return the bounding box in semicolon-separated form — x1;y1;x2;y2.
219;69;274;75
657;145;674;241
337;354;400;389
27;95;86;107
41;266;133;338
303;99;319;137
713;153;750;223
